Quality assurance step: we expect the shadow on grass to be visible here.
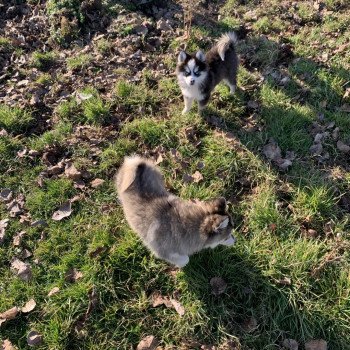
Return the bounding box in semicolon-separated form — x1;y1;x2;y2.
182;244;349;349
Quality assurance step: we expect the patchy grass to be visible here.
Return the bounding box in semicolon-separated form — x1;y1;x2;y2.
31;51;57;71
1;1;350;350
66;54;92;70
0;105;34;134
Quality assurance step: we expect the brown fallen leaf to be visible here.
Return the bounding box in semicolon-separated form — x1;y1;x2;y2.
310;143;323;155
89;246;107;258
21;299;36;313
52;201;72;221
65;268;83;283
0;188;13;203
182;173;193;183
21;249;33;259
27;331;43;347
0;218;9;244
65;163;82;180
0;306;19;326
13;231;26;247
242;316;258;333
48;287;60;297
90;178;105;188
336;140;350;153
247;100;259;109
210;277;227;296
10;258;32;282
275;276;291;286
282;338;298;350
192;171;204;183
170;298;185;316
263;139;282;160
304;339;327;350
151;292;172;308
339;104;350;113
1;339;17;350
136;336;158;350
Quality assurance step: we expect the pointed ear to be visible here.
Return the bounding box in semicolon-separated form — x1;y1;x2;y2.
201;214;230;236
215;216;229;231
178;51;187;63
195;50;205;62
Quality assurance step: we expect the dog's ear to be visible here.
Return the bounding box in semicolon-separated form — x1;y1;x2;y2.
201;214;230;236
210;197;227;214
195;50;206;62
178;51;187;63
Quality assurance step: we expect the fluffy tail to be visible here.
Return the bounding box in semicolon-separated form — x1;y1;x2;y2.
216;32;237;61
115;155;167;198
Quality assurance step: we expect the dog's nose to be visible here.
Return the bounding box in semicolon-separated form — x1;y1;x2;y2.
190;79;195;85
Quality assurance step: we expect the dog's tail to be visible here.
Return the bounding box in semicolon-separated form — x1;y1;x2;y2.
115;155;167;198
217;32;237;61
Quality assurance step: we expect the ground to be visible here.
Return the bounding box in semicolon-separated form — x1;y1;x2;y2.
0;0;350;349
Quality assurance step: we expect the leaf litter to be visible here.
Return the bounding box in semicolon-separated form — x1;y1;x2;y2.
151;292;185;316
263;139;294;170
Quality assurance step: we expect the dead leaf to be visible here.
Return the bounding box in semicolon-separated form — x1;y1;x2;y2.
48;287;60;297
21;299;36;313
0;219;9;244
275;276;291;286
242;316;258;332
182;174;193;183
10;258;32;281
0;306;19;326
339;104;350;112
65;163;82;180
210;277;227;296
21;249;33;259
337;140;350;153
0;189;13;203
30;220;47;227
52;201;72;221
320;100;327;108
27;331;43;347
282;338;298;350
310;143;323;155
89;246;107;258
155;153;163;165
197;161;205;169
263;139;281;160
65;268;83;282
170;298;185;316
151;293;172;308
90;178;105;188
13;230;26;246
304;339;327;350
192;171;203;183
247;100;259;109
137;335;158;350
332;127;339;140
274;158;292;170
1;339;17;350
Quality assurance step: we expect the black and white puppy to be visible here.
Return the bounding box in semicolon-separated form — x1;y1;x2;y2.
176;32;238;114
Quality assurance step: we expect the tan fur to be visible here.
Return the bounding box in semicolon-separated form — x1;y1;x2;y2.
115;155;235;267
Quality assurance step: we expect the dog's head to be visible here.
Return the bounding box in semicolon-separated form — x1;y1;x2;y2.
176;50;208;88
200;198;236;248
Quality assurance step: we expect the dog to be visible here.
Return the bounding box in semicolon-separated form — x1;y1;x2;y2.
176;32;238;114
115;155;236;267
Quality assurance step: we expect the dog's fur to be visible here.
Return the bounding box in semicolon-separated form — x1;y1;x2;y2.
176;32;238;114
115;155;235;267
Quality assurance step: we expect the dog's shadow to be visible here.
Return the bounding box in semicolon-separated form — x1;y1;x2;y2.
180;244;342;348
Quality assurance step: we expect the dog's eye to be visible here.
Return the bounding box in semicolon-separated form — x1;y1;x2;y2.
184;71;190;77
194;71;201;77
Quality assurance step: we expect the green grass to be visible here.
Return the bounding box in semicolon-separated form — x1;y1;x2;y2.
31;51;57;71
1;1;350;350
0;105;34;134
66;54;92;70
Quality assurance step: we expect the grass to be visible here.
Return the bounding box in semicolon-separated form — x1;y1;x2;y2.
1;1;350;350
0;105;34;134
66;54;92;70
31;51;57;71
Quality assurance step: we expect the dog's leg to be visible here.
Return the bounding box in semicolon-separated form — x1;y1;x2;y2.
224;79;236;95
182;96;194;114
198;96;209;114
168;253;189;268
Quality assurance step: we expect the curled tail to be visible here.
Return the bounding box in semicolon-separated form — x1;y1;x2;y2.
216;32;237;61
115;155;167;198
